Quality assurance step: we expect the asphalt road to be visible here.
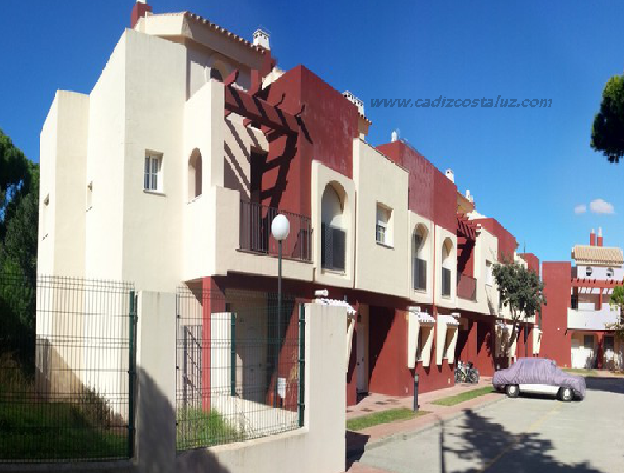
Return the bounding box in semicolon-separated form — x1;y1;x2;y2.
354;376;624;473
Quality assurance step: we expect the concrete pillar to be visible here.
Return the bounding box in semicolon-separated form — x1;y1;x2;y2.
135;291;177;473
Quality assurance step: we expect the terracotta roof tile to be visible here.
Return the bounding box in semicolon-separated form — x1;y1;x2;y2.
572;245;624;265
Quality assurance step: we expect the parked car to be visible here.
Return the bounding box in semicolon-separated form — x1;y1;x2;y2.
492;357;586;402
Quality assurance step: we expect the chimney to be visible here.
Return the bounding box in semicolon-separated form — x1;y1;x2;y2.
391;131;398;142
445;169;454;183
590;228;596;246
130;0;152;29
253;29;271;50
597;227;603;247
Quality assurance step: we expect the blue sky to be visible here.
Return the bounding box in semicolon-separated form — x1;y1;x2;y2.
0;0;622;261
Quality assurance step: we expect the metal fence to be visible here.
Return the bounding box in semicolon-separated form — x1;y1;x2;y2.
0;273;135;463
239;200;312;262
176;286;305;451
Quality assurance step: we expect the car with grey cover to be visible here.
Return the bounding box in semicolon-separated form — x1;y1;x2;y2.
492;357;586;402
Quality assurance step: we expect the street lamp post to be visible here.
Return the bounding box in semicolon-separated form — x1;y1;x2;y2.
271;213;290;407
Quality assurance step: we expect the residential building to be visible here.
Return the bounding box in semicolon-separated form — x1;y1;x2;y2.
37;1;540;407
540;228;623;370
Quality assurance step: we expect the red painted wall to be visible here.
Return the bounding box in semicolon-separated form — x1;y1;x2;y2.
376;141;458;233
263;66;360;219
130;1;152;28
519;253;540;275
539;262;572;366
455;314;495;377
472;218;517;262
457;236;475;277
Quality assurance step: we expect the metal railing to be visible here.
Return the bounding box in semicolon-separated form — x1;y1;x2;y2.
442;268;452;297
414;258;427;291
457;273;477;301
321;223;346;272
239;200;312;262
0;273;135;463
175;287;304;450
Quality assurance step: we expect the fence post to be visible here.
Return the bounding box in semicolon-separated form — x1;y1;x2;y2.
230;312;236;396
129;290;136;458
298;303;305;427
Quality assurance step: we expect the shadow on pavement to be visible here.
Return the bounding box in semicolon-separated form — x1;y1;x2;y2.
442;409;604;473
585;376;624;394
345;430;370;471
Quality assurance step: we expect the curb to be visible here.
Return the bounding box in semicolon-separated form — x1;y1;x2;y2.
346;394;506;460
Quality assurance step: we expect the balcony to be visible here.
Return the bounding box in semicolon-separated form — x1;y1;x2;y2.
567;307;621;331
457;273;477;301
239;200;312;262
414;258;427;291
321;223;346;272
442;268;451;297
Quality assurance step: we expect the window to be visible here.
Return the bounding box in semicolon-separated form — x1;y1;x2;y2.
486;260;493;286
321;183;346;271
376;204;392;246
585;266;592;277
607;267;614;278
583;334;594;349
442;238;453;297
144;153;162;192
188;149;202;200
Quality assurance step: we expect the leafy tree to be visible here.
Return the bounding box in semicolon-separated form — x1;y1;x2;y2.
0;128;38;368
493;261;545;362
591;75;624;163
607;285;624;340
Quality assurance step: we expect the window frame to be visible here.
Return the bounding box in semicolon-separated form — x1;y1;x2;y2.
376;204;393;247
144;152;163;193
585;266;592;277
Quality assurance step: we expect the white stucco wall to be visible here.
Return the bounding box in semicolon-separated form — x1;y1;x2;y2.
38;91;89;277
84;32;127;281
353;139;409;298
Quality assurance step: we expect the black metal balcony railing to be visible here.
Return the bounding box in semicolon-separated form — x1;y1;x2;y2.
321;223;346;272
442;267;451;297
457;273;477;301
414;258;427;291
239;200;312;262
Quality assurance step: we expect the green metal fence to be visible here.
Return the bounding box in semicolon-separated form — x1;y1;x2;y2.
0;273;135;462
175;286;305;450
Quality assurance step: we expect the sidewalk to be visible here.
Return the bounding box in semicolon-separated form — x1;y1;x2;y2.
345;378;504;468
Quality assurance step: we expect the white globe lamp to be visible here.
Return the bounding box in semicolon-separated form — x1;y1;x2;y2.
271;214;290;241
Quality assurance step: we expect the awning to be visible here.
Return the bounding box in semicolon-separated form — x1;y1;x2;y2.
440;314;460;326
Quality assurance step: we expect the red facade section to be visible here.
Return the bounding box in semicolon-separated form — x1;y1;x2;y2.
473;218;517;262
539;262;572;367
376;141;458;233
263;66;360;219
130;1;152;28
519;252;540;275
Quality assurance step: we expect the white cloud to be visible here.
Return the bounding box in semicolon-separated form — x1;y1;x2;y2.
589;199;614;214
574;204;587;214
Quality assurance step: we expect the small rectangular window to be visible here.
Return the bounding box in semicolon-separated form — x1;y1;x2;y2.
376;204;392;246
144;153;162;192
486;260;493;286
585;266;592;277
607;267;614;278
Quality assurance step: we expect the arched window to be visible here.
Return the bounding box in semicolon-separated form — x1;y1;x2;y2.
442;238;453;297
209;67;223;82
413;224;428;291
321;183;346;271
188;149;202;201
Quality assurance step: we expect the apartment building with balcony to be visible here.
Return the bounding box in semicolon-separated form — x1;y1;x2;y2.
37;1;539;407
540;229;623;370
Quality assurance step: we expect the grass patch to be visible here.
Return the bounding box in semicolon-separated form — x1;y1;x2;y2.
346;408;430;432
0;353;127;461
562;368;598;377
431;386;495;407
177;408;242;450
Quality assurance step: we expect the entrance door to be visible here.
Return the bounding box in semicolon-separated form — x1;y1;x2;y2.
356;322;367;393
604;336;615;369
571;337;582;369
